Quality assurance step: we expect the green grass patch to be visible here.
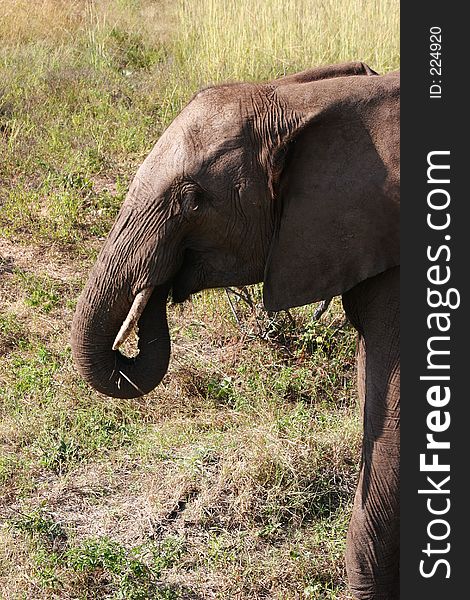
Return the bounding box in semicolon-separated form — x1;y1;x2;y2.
7;507;186;599
2;342;145;472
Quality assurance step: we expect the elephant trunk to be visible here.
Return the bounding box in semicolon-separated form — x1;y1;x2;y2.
71;278;171;399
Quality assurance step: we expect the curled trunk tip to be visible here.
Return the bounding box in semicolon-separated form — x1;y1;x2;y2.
71;283;171;399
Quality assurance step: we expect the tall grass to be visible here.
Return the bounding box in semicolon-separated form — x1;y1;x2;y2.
1;0;399;124
176;0;399;86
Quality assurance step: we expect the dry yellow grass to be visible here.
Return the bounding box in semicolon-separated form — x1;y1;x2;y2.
0;0;175;65
0;0;85;43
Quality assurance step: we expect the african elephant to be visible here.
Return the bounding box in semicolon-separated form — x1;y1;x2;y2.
71;62;400;599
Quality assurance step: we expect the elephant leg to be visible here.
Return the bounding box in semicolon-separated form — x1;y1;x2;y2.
342;267;400;600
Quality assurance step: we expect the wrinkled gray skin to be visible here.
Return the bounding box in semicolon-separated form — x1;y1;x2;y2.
71;62;400;599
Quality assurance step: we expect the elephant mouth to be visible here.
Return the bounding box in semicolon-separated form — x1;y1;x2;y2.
112;277;192;353
171;249;203;303
113;251;200;350
170;248;264;304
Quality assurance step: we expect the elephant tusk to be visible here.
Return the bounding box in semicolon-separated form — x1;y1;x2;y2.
112;287;154;351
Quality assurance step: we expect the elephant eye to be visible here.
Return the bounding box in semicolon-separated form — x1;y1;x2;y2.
181;184;203;214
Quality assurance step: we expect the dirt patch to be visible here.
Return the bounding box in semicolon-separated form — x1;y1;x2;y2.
9;460;196;547
0;237;93;284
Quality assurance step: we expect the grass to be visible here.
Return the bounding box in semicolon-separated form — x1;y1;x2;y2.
0;1;399;598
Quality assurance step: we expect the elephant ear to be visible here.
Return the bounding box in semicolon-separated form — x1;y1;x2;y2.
262;74;400;312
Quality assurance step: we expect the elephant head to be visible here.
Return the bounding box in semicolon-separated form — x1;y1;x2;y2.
71;62;399;399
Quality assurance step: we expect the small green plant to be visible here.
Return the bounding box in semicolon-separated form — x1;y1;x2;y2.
206;375;235;404
32;547;63;590
152;535;185;575
66;172;92;191
9;507;66;549
303;581;343;599
37;432;82;474
25;286;61;313
7;510;186;598
66;537;126;572
275;402;311;436
0;451;18;484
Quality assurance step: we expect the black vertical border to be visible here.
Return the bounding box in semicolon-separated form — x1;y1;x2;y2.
401;4;467;598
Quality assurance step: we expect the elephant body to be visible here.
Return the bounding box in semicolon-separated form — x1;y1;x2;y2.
71;63;400;598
